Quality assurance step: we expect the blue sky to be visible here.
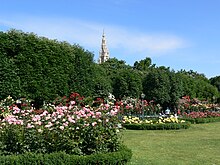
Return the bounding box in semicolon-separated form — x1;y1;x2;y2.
0;0;220;78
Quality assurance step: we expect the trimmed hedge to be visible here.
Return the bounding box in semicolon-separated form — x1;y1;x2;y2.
0;30;113;101
181;117;220;124
0;145;132;165
123;122;191;130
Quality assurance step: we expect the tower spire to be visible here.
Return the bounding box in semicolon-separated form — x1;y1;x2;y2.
98;30;109;64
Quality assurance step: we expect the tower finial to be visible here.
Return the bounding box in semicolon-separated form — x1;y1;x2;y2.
98;30;110;64
103;29;105;36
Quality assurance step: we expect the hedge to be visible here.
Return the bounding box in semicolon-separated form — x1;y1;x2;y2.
180;117;220;124
0;145;132;165
0;30;112;101
123;122;191;130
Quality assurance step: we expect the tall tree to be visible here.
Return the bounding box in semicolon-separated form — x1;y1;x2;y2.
210;76;220;92
112;69;142;99
143;67;171;109
133;57;155;72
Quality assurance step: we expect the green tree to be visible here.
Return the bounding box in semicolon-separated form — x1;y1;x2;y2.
133;57;154;72
90;63;113;97
112;69;142;99
100;58;142;99
143;67;171;109
142;67;185;111
210;76;220;92
168;71;184;110
177;70;219;101
100;58;131;77
177;72;197;98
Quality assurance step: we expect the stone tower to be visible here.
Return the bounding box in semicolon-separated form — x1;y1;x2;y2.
98;31;109;64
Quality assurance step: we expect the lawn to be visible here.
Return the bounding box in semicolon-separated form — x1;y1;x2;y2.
122;122;220;165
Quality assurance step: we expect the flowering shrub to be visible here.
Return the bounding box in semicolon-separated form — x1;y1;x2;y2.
53;92;85;107
118;97;162;116
178;95;220;114
0;96;33;119
183;111;220;119
0;96;15;118
0;96;122;156
181;111;220;124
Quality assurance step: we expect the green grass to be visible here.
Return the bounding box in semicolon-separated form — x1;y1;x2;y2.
122;122;220;165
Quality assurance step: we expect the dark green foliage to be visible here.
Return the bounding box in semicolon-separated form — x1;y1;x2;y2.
179;73;197;98
100;58;142;99
0;30;74;100
169;71;184;110
210;76;220;102
142;67;219;110
0;29;219;106
88;64;112;98
100;58;131;71
123;122;191;130
181;117;220;124
133;57;155;72
178;70;219;100
0;145;132;165
210;76;220;92
0;52;20;99
0;30;112;101
143;67;171;109
112;69;143;99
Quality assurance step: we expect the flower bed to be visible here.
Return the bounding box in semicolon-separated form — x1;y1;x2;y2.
122;116;190;130
181;111;220;124
0;103;122;155
178;95;220;114
0;94;132;164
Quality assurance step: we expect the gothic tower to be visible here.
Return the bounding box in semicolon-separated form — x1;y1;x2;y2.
98;31;109;64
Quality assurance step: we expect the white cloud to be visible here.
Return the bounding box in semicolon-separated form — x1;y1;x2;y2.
107;28;186;54
0;15;187;58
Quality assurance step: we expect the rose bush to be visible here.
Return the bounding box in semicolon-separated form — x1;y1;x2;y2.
182;111;220;118
116;96;162;116
0;96;15;118
180;111;220;124
0;96;122;156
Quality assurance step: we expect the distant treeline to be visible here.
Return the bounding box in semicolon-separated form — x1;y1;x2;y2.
0;29;219;109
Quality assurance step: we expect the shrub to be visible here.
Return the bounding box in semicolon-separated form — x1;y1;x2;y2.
0;96;122;156
181;111;220;124
181;116;220;124
123;122;190;130
0;145;132;165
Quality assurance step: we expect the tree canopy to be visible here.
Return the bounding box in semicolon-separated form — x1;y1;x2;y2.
0;29;219;107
